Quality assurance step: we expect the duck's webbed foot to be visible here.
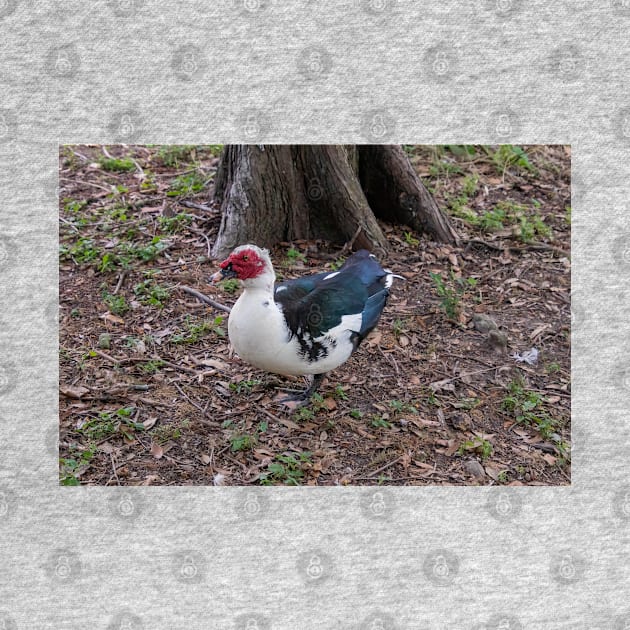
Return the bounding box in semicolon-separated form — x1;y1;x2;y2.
273;374;325;412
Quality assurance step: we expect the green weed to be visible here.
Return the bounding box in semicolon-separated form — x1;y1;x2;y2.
429;271;477;319
166;172;207;197
171;315;225;344
229;379;262;394
286;247;306;263
158;213;193;234
370;415;391;429
260;452;312;485
502;377;560;439
60;445;96;486
99;157;136;172
102;291;129;315
458;436;493;461
133;279;170;307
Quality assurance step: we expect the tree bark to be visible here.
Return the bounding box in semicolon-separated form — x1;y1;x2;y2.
211;144;458;259
359;145;459;244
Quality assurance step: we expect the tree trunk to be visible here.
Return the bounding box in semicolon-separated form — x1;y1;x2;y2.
211;144;458;259
359;145;459;244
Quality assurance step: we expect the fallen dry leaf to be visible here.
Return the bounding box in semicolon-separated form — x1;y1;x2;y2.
150;443;164;459
60;384;90;399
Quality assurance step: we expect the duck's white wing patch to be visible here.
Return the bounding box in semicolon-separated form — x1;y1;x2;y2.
322;312;363;339
323;271;340;280
275;285;288;293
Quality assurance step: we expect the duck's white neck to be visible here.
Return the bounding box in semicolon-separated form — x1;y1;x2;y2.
241;267;276;294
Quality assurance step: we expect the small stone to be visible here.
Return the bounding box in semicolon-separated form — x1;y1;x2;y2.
98;333;111;349
449;414;471;431
464;459;486;478
473;313;499;334
488;329;508;353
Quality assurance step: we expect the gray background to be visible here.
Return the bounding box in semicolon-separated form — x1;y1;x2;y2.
0;0;627;628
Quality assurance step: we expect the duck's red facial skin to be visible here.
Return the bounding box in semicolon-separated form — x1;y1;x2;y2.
220;248;265;280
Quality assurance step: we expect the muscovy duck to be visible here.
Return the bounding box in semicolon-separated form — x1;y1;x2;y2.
212;244;400;406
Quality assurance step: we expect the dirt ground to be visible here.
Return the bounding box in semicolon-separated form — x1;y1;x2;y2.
58;144;571;486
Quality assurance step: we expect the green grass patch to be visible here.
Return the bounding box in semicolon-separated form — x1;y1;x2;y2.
171;315;225;344
99;157;136;172
260;452;312;485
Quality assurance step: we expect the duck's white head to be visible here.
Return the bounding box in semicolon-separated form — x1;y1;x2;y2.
214;244;275;290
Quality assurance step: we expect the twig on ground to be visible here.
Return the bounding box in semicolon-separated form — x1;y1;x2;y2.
59;177;113;193
180;285;231;313
173;381;214;420
339;225;363;256
464;238;569;258
260;407;301;431
59;216;80;233
110;453;120;486
188;226;212;259
362;456;403;479
178;200;215;212
113;271;126;294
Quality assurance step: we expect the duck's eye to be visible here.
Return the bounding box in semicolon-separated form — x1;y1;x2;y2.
242;255;249;261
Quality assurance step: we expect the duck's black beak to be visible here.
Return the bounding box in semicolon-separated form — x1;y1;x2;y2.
211;263;237;284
